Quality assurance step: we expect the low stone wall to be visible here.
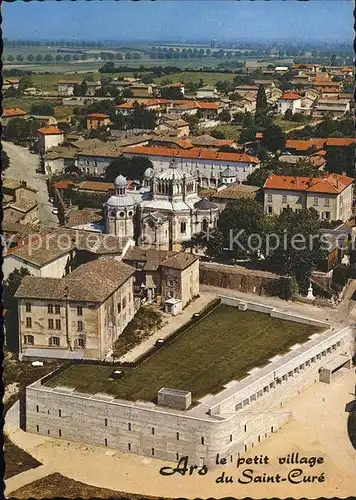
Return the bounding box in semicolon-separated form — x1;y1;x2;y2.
199;263;282;296
218;295;329;328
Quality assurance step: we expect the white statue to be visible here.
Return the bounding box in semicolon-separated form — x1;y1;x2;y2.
306;283;315;300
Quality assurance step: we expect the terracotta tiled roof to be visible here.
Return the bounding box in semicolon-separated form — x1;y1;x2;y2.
15;259;135;302
212;184;260;200
122;145;260;164
55;180;75;190
326;138;356;147
285;139;327;152
77;181;115;192
196;102;219;110
280;92;301;101
87;113;110;119
123;247;199;271
320;87;340;93
3;108;27;118
264;173;353;195
38;125;63;135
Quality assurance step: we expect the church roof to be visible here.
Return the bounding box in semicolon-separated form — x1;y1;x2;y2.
106;194;137;207
194;197;218;211
157;166;193;182
221;166;237;177
115;175;128;187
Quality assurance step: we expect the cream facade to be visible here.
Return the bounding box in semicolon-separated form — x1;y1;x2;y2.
264;184;353;222
24;297;355;468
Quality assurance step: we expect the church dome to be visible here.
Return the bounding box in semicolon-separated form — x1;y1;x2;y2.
106;194;136;207
157;166;193;182
221;166;236;177
144;167;154;179
114;174;128;187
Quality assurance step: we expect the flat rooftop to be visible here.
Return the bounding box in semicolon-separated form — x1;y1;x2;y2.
44;305;323;403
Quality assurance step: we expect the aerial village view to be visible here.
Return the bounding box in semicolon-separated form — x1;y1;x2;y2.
2;1;355;498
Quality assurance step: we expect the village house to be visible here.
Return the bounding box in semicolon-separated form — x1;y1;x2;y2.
277;92;302;115
263;173;354;222
122;247;199;314
57;80;80;96
38;125;65;156
3;178;39;228
196;85;219;99
3;228;134;280
76;136;152;176
284;138;327;155
161;82;185;96
43;145;77;175
190;134;237;150
3;78;20;90
86;113;111;130
122;145;261;186
15;259;136;361
155;114;190;137
1;107;28;127
313;98;351;118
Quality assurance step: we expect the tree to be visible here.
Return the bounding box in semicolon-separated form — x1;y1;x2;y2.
44;54;54;63
81;79;88;96
105;156;154;183
7;55;15;62
55;54;63;63
35;54;43;62
217;198;267;260
267;208;328;293
325;144;354;177
3;268;32;352
122;88;134;98
1;150;10;170
255;84;268;125
16;54;24;62
26;54;34;62
18;75;33;93
63;54;71;62
262;122;286;153
30;102;55;116
218;109;231;123
160;87;184;100
73;83;83;97
4;118;38;142
125;52;133;60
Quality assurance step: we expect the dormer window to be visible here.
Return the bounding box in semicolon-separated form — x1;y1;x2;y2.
110;210;116;218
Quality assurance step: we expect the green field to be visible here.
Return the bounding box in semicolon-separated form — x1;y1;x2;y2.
3;97;75;120
206;124;242;140
153;70;236;85
45;305;322;402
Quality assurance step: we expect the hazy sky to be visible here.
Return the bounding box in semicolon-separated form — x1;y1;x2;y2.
3;1;353;43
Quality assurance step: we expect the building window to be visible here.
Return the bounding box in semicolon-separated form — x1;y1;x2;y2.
58;409;61;417
152;427;155;435
104;438;108;447
48;304;53;314
267;193;272;203
55;319;61;330
36;425;39;432
325;198;330;207
48;318;54;329
152;448;155;456
323;211;330;220
117;303;121;313
202;219;209;233
180;221;187;234
128;423;131;431
176;453;179;460
77;306;83;316
75;338;85;348
128;443;131;451
26;317;32;328
36;405;39;413
77;321;83;332
55;304;60;314
267;206;273;214
25;303;31;312
201;437;204;445
230;434;233;442
282;195;287;204
49;336;60;347
122;297;127;309
59;429;61;437
24;335;34;345
105;418;107;427
244;425;247;432
313;197;319;206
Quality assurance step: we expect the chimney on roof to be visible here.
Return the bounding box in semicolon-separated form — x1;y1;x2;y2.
342;170;347;176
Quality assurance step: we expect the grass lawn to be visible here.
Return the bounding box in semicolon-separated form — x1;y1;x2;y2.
45;305;322;402
4;435;42;480
207;124;242;140
273;116;315;132
10;473;160;499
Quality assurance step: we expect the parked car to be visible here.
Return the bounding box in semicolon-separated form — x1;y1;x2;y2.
52;207;59;215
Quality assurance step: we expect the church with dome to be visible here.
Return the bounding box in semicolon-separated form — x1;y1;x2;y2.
104;159;219;251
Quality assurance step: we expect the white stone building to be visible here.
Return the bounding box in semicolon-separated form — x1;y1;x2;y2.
122;146;261;187
38;125;65;156
104;164;220;251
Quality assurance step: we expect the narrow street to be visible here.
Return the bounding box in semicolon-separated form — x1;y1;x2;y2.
2;140;58;226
